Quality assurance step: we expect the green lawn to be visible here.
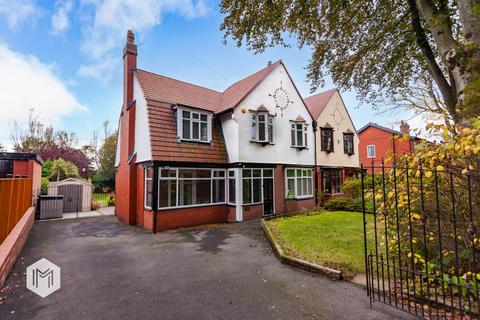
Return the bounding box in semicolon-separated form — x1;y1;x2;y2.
93;193;109;206
265;211;377;276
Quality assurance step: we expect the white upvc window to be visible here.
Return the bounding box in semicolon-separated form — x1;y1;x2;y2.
290;122;308;148
285;168;313;199
177;107;212;143
228;169;236;204
251;113;274;143
157;168;226;209
144;166;153;210
367;145;376;158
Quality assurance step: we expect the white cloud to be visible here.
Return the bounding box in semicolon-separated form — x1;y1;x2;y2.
77;57;117;83
51;0;74;36
0;0;43;29
0;44;86;147
76;0;208;81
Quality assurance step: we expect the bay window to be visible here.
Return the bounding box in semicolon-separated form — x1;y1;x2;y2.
251;113;274;143
155;168;226;209
242;169;262;204
177;108;211;143
291;122;307;148
285;168;313;199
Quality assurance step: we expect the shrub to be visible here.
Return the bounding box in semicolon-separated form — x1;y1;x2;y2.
91;200;101;210
107;196;115;206
324;196;363;212
41;177;50;195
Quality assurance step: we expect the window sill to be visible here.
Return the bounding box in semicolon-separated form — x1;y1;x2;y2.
179;138;211;145
345;152;355;156
157;202;226;211
285;196;314;201
291;146;308;150
250;140;274;146
321;149;334;153
242;202;263;206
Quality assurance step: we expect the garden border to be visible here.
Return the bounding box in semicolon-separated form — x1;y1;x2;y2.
261;213;343;280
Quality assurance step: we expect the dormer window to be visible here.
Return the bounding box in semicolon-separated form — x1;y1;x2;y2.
321;127;334;152
291;117;308;148
250;112;274;144
176;107;212;143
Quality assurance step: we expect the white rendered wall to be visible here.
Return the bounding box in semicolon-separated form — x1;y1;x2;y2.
315;91;360;168
133;75;153;163
221;64;315;166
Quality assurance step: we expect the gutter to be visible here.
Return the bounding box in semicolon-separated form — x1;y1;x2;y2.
152;161;159;234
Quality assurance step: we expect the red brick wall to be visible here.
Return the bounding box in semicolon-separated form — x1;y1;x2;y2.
242;204;263;221
152;205;228;232
30;160;42;206
0;207;34;288
135;165;145;228
274;165;316;214
359;126;415;171
227;205;236;222
13;160;28;177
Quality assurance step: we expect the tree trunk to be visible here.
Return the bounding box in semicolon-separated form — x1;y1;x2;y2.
415;0;472;111
457;0;480;48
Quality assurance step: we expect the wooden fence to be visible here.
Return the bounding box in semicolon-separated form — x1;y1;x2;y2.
0;178;33;243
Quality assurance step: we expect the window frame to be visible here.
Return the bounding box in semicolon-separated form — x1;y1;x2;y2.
156;167;227;210
0;159;13;178
320;127;334;152
176;106;212;143
144;166;153;210
241;168;274;205
284;168;314;199
250;112;274;144
290;121;308;148
367;145;376;158
343;133;354;155
228;169;236;205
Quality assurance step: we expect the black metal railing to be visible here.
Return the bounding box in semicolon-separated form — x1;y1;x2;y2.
361;159;480;319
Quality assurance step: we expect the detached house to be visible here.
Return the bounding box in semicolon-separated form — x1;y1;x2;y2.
304;90;360;200
115;31;316;232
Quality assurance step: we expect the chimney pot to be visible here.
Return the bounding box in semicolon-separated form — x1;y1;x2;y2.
127;30;135;43
400;120;410;134
267;61;272;66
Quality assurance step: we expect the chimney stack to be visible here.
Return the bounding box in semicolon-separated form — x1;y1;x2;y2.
267;61;272;66
123;30;137;110
400;120;410;134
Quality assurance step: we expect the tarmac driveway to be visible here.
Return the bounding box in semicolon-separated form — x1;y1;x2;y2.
0;216;413;320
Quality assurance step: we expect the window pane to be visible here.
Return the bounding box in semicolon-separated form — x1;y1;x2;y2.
258;121;266;141
263;169;273;177
192;113;199;119
161;169;176;177
296;178;302;197
200;114;208;122
182;111;190;119
200;122;208;141
213;170;225;177
145;180;152;207
307;178;313;195
192;121;200;139
297;127;303;146
302;178;308;196
195;179;211;205
213;179;225;203
145;167;153;178
242;169;251;178
159;180;177;208
253;169;261;177
287;178;295;197
179;180;193;206
286;169;295;177
253;178;261;203
182;119;190;139
179;169;210;179
296;169;302;176
268;116;273;142
243;179;251;204
228;170;235;178
229;178;236;203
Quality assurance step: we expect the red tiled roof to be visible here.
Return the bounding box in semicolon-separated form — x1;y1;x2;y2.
303;88;337;120
147;101;228;163
136;60;281;113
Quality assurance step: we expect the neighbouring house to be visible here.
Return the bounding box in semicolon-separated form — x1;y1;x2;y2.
304;89;360;201
357;121;423;170
0;152;43;202
115;31;317;232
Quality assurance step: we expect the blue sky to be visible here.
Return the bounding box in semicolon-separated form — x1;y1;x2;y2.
0;0;415;150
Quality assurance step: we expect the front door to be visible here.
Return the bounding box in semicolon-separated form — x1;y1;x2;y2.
262;170;274;216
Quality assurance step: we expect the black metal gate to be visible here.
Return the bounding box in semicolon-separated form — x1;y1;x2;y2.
361;160;479;319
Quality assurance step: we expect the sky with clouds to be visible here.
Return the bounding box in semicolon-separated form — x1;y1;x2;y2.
0;0;422;150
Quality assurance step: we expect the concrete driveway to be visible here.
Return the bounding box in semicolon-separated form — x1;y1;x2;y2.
0;216;413;320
